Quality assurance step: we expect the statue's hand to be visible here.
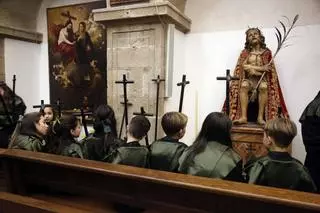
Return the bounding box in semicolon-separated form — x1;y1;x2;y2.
249;69;262;76
263;64;272;72
243;64;253;70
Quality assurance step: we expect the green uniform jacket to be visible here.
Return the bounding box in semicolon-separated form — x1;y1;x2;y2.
150;137;188;172
9;134;46;152
82;134;125;161
245;151;317;193
104;141;149;168
178;141;243;181
58;138;88;159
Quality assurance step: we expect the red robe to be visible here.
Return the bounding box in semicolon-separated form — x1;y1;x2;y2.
226;48;289;121
48;23;75;65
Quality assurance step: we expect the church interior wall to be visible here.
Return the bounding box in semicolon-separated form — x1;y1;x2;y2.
2;0;320;162
4;38;41;112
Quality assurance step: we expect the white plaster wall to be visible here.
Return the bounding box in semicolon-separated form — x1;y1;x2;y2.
185;0;320;33
180;0;320;162
4;38;41;112
164;28;199;142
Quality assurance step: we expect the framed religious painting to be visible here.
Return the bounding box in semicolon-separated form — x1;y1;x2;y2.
47;1;106;111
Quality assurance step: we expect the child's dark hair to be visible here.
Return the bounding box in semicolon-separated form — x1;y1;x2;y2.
179;112;232;172
9;112;43;147
56;115;80;138
128;115;151;140
93;104;117;137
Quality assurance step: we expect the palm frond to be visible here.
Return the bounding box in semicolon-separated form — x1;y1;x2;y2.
282;15;290;26
271;14;299;61
279;21;286;36
293;14;299;24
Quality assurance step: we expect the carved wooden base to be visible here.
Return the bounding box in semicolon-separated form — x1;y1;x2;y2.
231;123;292;163
231;123;267;164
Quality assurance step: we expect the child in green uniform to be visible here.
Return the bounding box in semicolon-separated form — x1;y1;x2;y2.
245;117;317;193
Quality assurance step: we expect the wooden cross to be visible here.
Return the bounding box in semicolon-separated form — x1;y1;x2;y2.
12;75;16;118
73;108;93;137
61;11;77;21
245;143;256;156
119;101;133;140
177;75;190;113
152;75;165;141
133;106;154;147
33;100;51;114
216;69;239;116
115;74;134;138
54;98;63;118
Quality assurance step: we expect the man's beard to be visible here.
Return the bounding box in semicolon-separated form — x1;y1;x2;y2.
67;28;73;35
250;38;261;45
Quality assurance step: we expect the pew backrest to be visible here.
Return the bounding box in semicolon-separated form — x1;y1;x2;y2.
0;191;91;213
1;149;320;213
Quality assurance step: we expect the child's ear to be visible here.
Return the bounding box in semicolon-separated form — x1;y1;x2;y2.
70;129;75;136
178;128;186;138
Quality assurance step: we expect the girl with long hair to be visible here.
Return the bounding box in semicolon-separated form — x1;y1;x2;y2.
8;112;48;152
82;104;122;161
178;112;243;181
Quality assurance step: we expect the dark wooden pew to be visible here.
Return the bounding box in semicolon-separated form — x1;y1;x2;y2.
1;149;320;213
0;191;91;213
0;149;7;191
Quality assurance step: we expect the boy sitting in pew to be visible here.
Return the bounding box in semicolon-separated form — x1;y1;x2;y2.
245;117;317;193
104;115;150;168
149;112;188;172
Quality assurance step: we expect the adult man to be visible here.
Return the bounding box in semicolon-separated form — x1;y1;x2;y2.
57;19;76;65
0;81;26;148
229;28;288;125
299;91;320;192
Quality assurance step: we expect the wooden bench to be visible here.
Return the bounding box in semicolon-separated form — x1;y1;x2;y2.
0;191;92;212
1;149;320;213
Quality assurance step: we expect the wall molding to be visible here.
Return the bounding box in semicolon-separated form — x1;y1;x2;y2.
0;25;42;44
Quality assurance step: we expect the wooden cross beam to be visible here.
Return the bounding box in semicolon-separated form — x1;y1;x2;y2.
216;69;239;116
61;11;77;20
12;75;16;119
119;102;133;140
115;74;134;139
177;75;190;113
33;100;51;114
152;75;165;141
54;98;63;118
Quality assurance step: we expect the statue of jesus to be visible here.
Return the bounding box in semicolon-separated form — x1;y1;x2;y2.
229;28;289;125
